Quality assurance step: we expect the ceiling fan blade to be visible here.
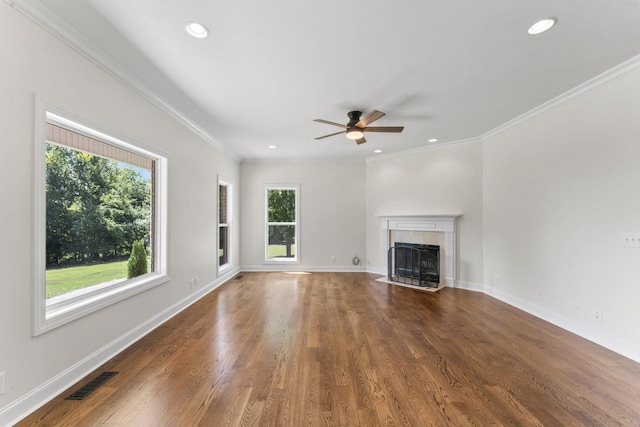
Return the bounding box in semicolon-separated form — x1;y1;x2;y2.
314;130;347;140
313;119;348;128
363;126;404;133
355;137;367;144
356;110;385;128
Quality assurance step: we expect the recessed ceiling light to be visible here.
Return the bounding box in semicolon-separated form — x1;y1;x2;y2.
374;149;382;153
184;21;210;39
428;138;438;143
268;145;277;149
528;17;558;35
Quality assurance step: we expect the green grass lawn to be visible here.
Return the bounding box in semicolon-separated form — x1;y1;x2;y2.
46;260;129;299
268;244;295;258
45;246;292;300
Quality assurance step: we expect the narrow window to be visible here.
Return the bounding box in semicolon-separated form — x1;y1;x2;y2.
218;178;231;272
265;185;299;263
33;101;168;335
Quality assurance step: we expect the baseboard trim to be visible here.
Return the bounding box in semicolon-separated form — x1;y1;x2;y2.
364;269;483;293
366;267;386;276
451;280;484;292
0;267;239;427
484;285;640;364
240;265;365;272
368;269;639;363
5;270;638;425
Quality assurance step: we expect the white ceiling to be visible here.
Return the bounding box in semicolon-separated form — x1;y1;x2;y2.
14;0;640;161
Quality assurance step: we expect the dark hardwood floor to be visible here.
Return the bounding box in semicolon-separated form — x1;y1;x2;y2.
18;272;640;426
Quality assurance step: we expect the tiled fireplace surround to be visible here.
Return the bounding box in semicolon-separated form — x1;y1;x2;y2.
379;215;459;287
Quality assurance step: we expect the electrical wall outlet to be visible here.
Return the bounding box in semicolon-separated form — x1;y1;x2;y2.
623;234;640;248
330;256;336;264
594;308;603;322
0;371;5;395
536;290;543;300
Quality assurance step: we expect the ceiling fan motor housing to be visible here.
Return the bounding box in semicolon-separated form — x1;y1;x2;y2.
347;111;362;126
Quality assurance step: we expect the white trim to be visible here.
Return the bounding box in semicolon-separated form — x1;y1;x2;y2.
364;269;483;293
365;137;482;162
378;215;460;287
484;285;640;364
264;184;300;264
217;176;233;275
454;280;484;292
366;54;640;162
5;0;237;161
8;0;640;165
367;266;386;276
242;265;365;272
3;267;637;426
33;97;170;336
241;157;365;165
481;53;640;141
0;268;239;427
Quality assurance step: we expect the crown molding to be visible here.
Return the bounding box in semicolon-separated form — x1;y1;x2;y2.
482;53;640;141
240;156;365;165
367;53;640;162
7;0;640;164
365;136;482;162
4;0;238;162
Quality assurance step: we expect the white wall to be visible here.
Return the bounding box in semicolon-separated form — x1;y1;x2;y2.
240;161;366;270
0;4;239;423
483;65;640;361
4;0;640;422
365;143;485;289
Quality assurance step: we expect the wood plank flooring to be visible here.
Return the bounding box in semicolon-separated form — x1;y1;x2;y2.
18;272;640;426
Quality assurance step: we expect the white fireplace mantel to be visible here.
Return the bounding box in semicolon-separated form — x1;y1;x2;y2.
379;215;460;286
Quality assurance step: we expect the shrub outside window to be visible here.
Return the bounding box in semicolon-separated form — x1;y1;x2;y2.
33;100;168;335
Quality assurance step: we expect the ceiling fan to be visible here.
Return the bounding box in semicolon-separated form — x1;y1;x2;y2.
313;110;404;144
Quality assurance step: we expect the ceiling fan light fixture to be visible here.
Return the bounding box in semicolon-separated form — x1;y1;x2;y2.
314;110;403;143
346;128;364;140
528;17;558;35
185;21;210;39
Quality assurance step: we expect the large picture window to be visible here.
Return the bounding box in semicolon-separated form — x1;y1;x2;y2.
33;100;168;335
265;185;299;263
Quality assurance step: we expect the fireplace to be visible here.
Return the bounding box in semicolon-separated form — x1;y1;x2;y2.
388;242;440;288
378;215;459;287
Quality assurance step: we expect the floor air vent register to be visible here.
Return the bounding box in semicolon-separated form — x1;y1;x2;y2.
65;371;118;400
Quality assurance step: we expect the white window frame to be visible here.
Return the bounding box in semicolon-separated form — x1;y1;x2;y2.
217;176;232;275
264;184;300;264
33;97;169;336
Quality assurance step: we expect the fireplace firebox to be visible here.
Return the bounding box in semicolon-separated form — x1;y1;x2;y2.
388;242;440;288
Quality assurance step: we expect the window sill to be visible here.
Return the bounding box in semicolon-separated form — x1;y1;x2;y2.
264;259;300;264
218;263;233;276
35;272;169;336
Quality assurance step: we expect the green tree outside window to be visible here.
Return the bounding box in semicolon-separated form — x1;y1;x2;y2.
267;188;297;259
